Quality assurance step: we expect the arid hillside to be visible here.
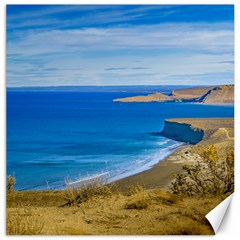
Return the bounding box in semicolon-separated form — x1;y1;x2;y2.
113;92;172;102
7;187;222;235
113;85;234;105
170;86;213;99
198;85;234;105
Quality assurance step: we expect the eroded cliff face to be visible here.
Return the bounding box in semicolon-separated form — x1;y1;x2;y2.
160;120;204;144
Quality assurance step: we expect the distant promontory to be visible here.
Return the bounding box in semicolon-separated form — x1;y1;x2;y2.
113;85;234;105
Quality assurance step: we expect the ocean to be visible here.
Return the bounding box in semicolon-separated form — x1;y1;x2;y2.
7;86;234;190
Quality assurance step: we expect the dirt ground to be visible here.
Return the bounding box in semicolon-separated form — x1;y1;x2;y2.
7;189;224;235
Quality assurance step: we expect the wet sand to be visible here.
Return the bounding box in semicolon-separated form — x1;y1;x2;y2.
116;145;190;191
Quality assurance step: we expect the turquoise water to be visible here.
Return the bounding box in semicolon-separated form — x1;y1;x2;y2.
7;86;234;190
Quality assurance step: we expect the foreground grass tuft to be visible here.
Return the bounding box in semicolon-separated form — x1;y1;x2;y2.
125;195;150;210
63;178;114;206
7;174;16;192
127;183;145;196
7;214;44;235
152;189;179;205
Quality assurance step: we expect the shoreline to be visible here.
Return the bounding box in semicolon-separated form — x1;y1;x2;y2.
16;142;185;191
108;142;185;184
115;144;190;191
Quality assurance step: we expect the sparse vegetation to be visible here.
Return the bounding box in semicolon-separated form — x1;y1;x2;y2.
152;189;179;205
7;185;221;235
7;214;44;235
7;174;16;192
63;178;114;206
170;145;234;196
125;195;150;210
127;183;145;196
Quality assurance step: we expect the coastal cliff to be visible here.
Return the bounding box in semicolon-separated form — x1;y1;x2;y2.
160;120;204;144
160;118;234;153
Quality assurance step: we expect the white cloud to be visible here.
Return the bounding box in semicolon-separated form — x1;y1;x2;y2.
8;23;233;55
7;22;234;86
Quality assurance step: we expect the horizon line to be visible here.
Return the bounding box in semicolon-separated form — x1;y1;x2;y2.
7;83;234;89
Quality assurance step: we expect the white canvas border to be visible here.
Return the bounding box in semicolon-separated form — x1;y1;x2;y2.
1;0;239;239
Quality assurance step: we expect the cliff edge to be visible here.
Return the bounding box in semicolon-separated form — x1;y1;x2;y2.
160;118;234;154
160;120;204;144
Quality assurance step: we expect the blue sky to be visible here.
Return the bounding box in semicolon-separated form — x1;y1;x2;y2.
7;5;234;87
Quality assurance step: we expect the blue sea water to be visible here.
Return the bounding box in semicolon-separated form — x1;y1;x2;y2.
7;86;234;190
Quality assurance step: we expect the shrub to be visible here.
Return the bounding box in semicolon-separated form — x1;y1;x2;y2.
7;214;44;235
7;174;16;192
125;197;149;210
127;183;145;196
152;189;179;205
199;144;219;161
63;178;113;206
170;145;234;196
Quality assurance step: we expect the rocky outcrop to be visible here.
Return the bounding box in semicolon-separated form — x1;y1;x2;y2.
160;120;204;144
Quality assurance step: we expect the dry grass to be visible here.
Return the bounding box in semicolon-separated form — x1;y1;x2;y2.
125;195;150;210
6;171;224;235
63;178;114;206
127;183;145;196
151;189;180;205
7;190;65;208
7;174;16;192
6;188;220;235
7;214;44;235
149;221;211;235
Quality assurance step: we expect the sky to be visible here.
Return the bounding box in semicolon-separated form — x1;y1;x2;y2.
7;5;234;87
